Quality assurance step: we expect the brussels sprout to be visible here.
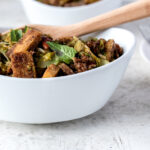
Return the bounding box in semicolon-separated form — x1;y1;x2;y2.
100;59;109;66
99;39;105;50
43;52;55;61
74;40;84;52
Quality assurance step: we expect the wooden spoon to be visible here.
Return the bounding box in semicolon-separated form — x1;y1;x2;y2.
4;0;150;39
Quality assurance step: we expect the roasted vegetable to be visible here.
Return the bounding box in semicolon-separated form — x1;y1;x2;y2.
43;64;60;78
68;37;101;66
59;63;74;75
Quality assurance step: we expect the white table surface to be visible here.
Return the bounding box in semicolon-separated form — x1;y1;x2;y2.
0;0;150;150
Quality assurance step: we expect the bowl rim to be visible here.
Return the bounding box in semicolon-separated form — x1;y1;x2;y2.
21;0;119;11
0;28;136;81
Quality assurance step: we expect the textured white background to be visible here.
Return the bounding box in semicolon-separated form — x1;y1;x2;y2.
0;0;150;150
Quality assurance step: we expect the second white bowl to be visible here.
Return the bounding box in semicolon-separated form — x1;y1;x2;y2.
20;0;121;25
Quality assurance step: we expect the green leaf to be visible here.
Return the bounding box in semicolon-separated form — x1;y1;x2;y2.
47;42;77;64
10;30;17;42
23;26;28;33
16;29;23;41
10;29;23;42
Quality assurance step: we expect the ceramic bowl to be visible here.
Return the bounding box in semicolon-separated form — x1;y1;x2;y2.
20;0;121;25
0;28;135;124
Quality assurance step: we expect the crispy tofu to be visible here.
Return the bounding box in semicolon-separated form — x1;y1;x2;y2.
43;64;60;78
7;29;42;58
11;51;36;78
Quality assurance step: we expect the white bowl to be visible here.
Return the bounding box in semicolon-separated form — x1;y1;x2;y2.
20;0;121;25
0;28;135;124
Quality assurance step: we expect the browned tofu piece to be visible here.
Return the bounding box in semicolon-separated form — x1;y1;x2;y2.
7;29;42;58
43;64;60;78
11;51;36;78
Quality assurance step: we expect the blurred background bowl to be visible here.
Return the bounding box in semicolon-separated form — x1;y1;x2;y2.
20;0;121;26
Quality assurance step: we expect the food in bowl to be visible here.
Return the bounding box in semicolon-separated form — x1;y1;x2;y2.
0;27;123;78
37;0;100;7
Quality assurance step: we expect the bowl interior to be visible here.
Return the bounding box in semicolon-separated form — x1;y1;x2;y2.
0;27;135;80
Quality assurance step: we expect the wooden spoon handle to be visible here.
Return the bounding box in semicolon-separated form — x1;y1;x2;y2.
67;0;150;37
